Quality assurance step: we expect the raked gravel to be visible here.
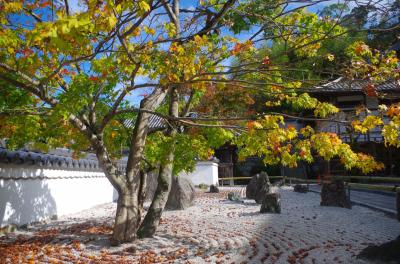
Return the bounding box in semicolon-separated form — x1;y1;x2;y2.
1;186;399;263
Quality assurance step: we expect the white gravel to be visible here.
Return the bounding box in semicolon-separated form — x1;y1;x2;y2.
2;186;399;263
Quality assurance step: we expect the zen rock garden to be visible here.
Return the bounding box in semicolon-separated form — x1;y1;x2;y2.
1;0;400;262
2;176;399;263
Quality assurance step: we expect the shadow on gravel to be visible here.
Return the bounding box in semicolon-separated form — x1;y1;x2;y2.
357;236;400;264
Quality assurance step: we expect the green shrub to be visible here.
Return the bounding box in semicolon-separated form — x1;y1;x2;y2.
198;183;209;190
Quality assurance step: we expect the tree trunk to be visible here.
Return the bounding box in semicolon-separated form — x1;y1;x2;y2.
110;88;169;245
137;88;179;238
111;188;141;245
138;170;147;218
137;163;173;238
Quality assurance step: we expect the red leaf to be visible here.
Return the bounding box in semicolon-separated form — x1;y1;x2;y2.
231;43;242;55
39;1;52;8
89;76;100;82
21;48;34;57
262;56;270;65
61;68;69;75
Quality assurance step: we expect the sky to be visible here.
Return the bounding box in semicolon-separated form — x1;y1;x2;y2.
15;0;356;106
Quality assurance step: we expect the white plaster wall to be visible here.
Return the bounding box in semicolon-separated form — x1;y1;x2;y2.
0;161;219;226
0;166;113;227
45;177;114;216
179;161;219;186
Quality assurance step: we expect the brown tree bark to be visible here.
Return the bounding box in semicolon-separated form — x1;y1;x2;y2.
111;187;141;244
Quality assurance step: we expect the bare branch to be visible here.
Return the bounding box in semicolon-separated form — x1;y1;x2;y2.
64;0;70;16
23;8;43;23
196;0;236;37
161;0;177;25
181;90;195;117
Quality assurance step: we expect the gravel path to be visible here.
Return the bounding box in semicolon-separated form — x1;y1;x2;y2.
1;186;399;263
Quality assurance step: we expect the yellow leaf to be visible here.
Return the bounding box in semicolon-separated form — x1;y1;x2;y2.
138;1;150;12
253;121;263;129
132;27;141;37
115;4;123;13
4;2;23;12
107;16;117;28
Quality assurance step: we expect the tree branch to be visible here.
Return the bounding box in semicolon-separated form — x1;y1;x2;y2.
99;64;141;131
161;0;177;25
64;0;70;16
196;0;236;37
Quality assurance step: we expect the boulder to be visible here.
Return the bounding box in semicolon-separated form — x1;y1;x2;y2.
166;176;195;210
144;170;159;202
228;192;239;201
357;235;400;263
293;184;308;193
198;183;209;190
255;184;270;204
246;171;270;203
0;224;17;235
260;193;281;214
228;192;243;203
144;172;195;210
209;184;219;193
320;180;351;208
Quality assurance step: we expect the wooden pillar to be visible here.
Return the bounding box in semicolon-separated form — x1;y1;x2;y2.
389;147;393;176
229;164;234;186
396;188;400;222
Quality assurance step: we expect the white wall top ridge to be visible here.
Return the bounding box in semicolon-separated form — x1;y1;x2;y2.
0;147;127;178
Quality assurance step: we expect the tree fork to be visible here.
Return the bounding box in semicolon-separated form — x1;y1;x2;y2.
109;88;169;245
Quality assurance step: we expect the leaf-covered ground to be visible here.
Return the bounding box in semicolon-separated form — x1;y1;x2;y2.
1;187;399;263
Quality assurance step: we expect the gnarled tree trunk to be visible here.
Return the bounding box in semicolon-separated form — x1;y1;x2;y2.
111;188;141;245
91;88;168;245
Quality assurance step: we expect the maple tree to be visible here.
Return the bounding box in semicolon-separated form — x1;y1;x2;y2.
1;0;399;245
